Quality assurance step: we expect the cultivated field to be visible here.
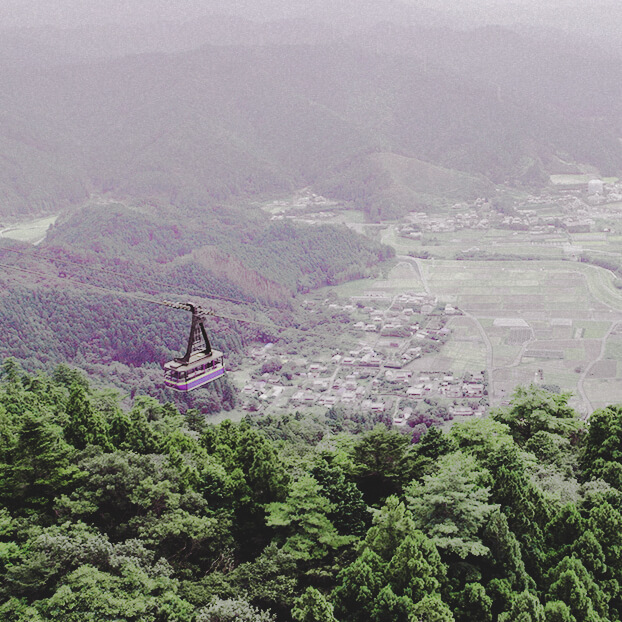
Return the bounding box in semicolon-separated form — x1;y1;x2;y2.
335;255;622;414
0;215;58;244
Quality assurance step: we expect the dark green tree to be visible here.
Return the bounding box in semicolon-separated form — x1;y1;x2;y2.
454;582;492;622
498;590;545;622
265;474;349;562
546;556;608;622
371;585;415;622
581;405;622;486
492;385;579;446
406;452;498;559
351;425;412;503
292;587;337;622
331;549;386;622
386;532;447;603
311;458;369;536
64;385;110;450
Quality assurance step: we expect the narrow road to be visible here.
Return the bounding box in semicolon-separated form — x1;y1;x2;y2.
462;310;495;403
577;321;620;419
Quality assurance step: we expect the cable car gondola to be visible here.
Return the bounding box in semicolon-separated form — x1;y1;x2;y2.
163;303;225;391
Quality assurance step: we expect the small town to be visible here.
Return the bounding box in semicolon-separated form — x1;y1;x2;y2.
234;291;489;430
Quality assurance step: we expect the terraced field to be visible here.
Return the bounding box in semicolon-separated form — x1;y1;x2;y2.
418;260;622;413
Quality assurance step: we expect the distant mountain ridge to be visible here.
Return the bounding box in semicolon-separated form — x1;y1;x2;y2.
0;23;620;217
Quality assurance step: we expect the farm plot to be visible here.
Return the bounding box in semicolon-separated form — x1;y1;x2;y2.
584;379;622;411
420;260;622;408
574;321;611;339
507;328;532;345
448;316;483;340
587;360;618;379
440;341;486;373
605;337;622;360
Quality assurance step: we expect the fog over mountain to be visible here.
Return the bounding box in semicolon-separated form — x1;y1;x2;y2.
0;1;620;217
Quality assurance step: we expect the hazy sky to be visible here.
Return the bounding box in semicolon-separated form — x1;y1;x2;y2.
1;0;619;49
0;0;592;27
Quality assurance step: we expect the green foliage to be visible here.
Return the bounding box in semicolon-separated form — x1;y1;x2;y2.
64;384;111;450
410;595;455;622
581;404;622;487
387;533;447;603
546;556;609;621
196;598;276;622
544;600;575;622
292;587;337;622
482;510;533;594
331;549;386;622
351;424;414;503
2;367;622;620
498;590;545;622
364;495;418;561
454;582;492;622
492;385;579;446
370;585;415;622
265;474;350;561
312;458;369;537
405;452;498;559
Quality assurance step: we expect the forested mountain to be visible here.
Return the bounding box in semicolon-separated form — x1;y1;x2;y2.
2;366;622;621
43;202;392;295
0;197;392;405
0;19;621;217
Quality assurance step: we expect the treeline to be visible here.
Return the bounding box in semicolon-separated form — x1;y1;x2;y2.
2;366;622;620
579;253;622;279
455;250;546;261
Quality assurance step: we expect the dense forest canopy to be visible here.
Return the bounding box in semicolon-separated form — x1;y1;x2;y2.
1;364;622;620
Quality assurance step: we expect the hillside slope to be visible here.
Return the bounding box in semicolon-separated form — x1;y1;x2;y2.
0;26;620;217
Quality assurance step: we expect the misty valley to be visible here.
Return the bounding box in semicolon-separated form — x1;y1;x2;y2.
2;3;622;621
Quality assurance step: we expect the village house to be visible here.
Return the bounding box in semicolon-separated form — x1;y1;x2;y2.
444;384;463;398
451;405;474;417
394;370;413;382
341;391;357;403
360;353;381;367
407;386;424;398
318;395;339;407
463;383;485;398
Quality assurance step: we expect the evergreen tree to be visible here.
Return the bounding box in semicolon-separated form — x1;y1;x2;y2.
64;384;110;450
454;582;493;622
312;459;369;536
547;557;608;622
405;452;498;559
265;474;348;561
364;495;418;561
331;549;386;622
387;532;447;603
498;590;545;622
292;587;337;622
371;585;415;622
